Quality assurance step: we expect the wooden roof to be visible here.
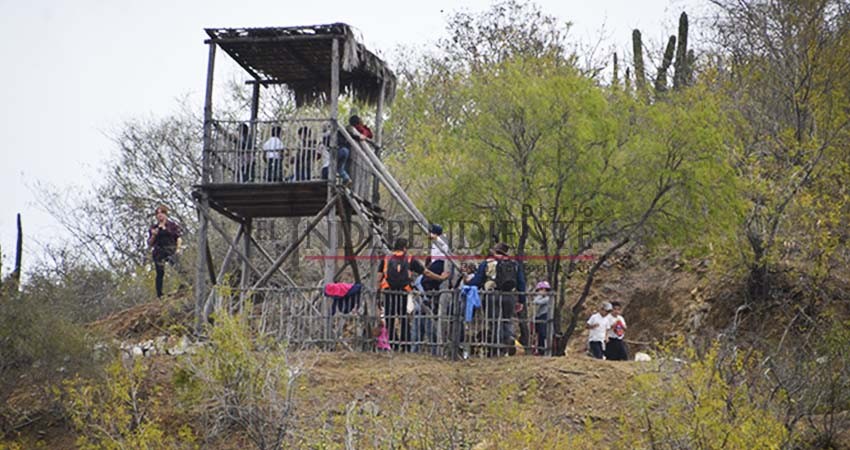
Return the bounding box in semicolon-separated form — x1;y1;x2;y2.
205;24;396;106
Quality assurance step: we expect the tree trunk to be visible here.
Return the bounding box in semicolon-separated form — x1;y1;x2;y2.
559;237;631;353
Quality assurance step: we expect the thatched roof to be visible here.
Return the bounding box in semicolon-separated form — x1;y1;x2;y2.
205;24;396;106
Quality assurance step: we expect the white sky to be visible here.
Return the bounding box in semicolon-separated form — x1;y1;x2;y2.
0;0;702;275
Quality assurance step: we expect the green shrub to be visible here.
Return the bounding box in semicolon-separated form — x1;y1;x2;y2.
623;342;788;449
175;307;301;450
63;358;196;450
0;295;98;434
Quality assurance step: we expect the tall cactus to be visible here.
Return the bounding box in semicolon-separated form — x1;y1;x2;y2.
673;12;690;89
654;35;677;93
632;30;647;94
686;49;695;86
624;67;632;93
612;52;620;89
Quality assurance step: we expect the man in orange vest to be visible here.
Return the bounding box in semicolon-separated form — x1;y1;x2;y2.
379;237;447;352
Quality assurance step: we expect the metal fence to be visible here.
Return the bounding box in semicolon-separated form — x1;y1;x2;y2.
211;286;556;359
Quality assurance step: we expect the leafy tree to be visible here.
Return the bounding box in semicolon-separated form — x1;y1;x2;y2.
436;0;570;72
34;100;202;272
391;1;740;350
709;0;850;299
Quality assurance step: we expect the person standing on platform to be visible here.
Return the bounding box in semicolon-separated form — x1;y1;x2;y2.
263;125;284;182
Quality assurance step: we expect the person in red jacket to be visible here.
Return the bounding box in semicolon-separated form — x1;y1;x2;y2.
347;115;376;147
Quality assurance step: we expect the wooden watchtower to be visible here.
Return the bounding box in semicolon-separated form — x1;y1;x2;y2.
192;24;444;331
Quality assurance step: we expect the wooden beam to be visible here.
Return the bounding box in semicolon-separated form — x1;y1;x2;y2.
250;82;260;123
338;196;361;283
339;126;459;272
196;41;216;332
325;38;340;288
197;209;262;279
205;34;338;45
245;232;317;312
202;225;244;321
205;241;216;284
214;46;264;81
239;218;252;310
195;193;210;333
372;78;386;206
251;194;339;290
202;42;216;184
206;201;246;224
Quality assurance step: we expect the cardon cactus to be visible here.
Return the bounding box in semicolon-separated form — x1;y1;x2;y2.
655;35;677;93
673;12;690;89
632;29;647;94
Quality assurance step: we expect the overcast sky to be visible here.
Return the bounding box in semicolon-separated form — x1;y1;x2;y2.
0;0;703;275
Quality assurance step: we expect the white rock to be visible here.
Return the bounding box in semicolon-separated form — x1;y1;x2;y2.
634;352;652;362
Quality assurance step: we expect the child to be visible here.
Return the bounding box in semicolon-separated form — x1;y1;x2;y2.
532;281;552;355
375;305;391;352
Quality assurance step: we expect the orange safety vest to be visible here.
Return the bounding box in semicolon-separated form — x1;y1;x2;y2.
379;251;414;291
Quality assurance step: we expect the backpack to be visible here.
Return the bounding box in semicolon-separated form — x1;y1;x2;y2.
384;254;411;290
494;259;518;292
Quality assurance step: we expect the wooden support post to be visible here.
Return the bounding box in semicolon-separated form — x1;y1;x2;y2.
196;41;216;333
240;218;252;311
195;194;211;333
325;38;341;288
201;42;216;184
325;38;341;349
250;82;260;122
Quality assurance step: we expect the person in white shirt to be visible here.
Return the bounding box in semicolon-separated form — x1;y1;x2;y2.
604;301;629;361
263;125;284;182
586;302;612;359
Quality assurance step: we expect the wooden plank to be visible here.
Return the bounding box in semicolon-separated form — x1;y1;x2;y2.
210;196;327;206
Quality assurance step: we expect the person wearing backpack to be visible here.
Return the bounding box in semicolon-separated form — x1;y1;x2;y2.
468;243;526;356
379;237;447;352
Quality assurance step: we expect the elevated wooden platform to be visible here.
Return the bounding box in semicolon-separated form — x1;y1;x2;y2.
193;181;380;221
194;181;330;220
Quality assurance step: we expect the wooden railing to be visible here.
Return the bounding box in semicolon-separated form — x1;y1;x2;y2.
204;118;373;200
216;286;556;359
